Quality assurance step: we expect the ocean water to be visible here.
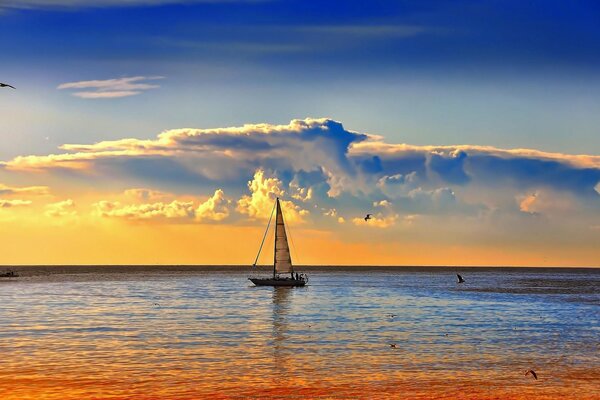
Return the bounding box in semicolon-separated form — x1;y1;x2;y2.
0;266;599;399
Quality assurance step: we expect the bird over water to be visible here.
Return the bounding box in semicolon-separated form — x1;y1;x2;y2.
0;82;16;89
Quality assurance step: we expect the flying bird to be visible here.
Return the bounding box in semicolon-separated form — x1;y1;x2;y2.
364;214;373;221
390;344;397;348
0;83;15;89
525;369;538;380
457;273;465;283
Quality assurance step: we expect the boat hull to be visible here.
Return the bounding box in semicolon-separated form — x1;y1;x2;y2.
249;277;307;287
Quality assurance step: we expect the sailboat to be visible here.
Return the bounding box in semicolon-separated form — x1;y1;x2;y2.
249;197;308;287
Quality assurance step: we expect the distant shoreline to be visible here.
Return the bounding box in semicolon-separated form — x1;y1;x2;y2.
1;264;598;278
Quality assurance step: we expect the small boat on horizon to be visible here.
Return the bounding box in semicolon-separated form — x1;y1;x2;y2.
249;197;307;287
0;269;19;278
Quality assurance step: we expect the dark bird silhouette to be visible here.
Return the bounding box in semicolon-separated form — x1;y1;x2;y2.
386;313;396;318
390;344;397;348
525;369;538;380
457;273;465;283
0;83;16;89
364;214;373;221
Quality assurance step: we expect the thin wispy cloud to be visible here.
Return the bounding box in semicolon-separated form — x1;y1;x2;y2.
57;76;164;99
0;183;50;196
293;24;432;38
0;199;32;208
1;0;263;10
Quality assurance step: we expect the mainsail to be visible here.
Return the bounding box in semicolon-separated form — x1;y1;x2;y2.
274;198;293;275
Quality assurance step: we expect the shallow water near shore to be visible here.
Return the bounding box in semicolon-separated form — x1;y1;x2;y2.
0;266;599;399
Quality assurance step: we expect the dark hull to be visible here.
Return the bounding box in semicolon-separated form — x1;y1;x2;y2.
249;277;306;287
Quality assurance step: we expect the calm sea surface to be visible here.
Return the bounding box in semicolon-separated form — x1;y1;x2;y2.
0;266;599;399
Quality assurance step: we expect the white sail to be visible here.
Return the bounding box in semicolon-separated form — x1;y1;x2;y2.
274;198;293;275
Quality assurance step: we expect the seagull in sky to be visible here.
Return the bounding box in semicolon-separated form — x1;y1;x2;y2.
0;83;16;89
364;214;373;221
525;369;538;380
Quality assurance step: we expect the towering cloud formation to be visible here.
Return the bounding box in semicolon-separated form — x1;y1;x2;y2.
237;170;309;223
1;118;598;238
196;189;231;222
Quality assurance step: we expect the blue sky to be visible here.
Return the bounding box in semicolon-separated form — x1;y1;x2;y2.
0;0;599;265
2;0;600;158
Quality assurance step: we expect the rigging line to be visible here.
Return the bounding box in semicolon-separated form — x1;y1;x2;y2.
252;200;276;268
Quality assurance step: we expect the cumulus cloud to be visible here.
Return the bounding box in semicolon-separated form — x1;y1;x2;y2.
1;118;599;226
352;213;398;228
519;192;539;214
237;170;308;222
92;189;231;222
57;76;163;99
2;118;367;196
45;199;77;217
289;177;313;202
93;199;195;220
196;189;231;221
517;190;575;215
373;200;392;208
0;199;32;208
125;188;172;202
323;208;337;217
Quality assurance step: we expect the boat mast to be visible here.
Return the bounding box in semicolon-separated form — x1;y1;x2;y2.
273;198;279;278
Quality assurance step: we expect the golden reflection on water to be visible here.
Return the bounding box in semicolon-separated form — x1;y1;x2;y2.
0;268;599;399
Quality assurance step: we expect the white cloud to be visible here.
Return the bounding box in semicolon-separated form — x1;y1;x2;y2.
93;199;195;220
45;199;77;217
92;189;231;222
517;190;575;215
57;76;163;99
237;169;308;222
519;192;539;214
0;199;32;208
196;189;231;221
377;172;419;198
323;208;337;217
125;188;172;202
352;213;398;228
289;178;313;201
373;200;392;208
0;183;50;196
1;117;598;225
